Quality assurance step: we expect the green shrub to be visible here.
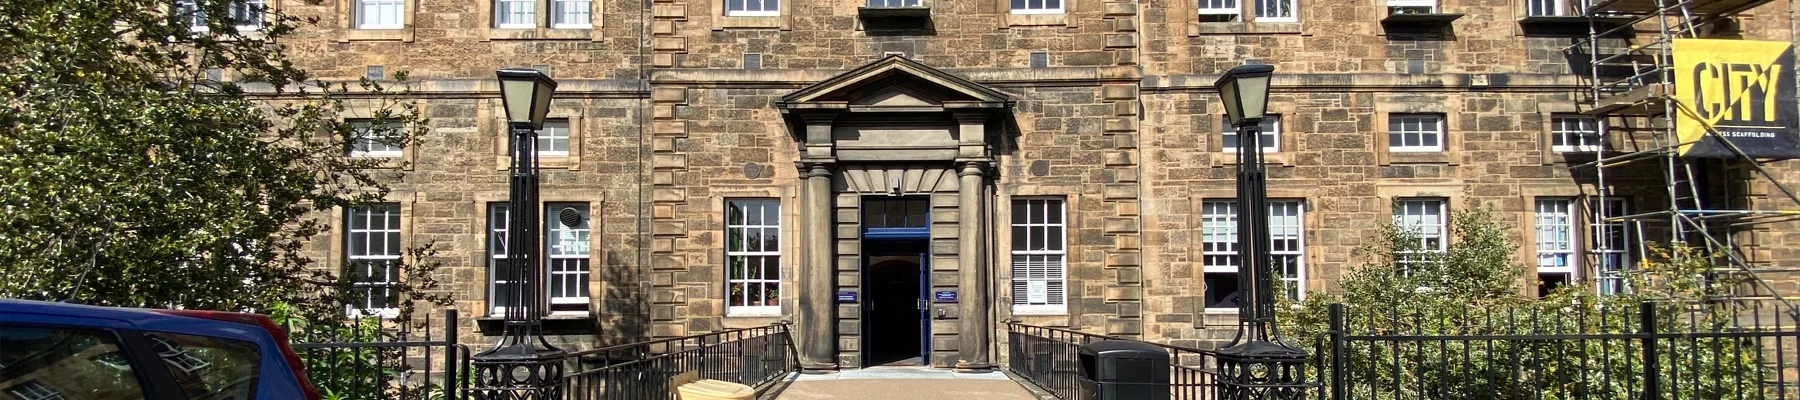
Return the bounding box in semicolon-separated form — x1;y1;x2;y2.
1279;204;1773;399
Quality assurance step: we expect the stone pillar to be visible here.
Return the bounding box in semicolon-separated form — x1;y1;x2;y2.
955;160;993;371
798;161;838;371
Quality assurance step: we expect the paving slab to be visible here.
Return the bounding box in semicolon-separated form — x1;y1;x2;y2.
768;367;1040;400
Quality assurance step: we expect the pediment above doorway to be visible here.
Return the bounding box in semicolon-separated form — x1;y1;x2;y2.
777;55;1013;112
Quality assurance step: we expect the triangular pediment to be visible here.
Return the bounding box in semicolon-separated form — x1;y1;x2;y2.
778;55;1011;109
852;87;939;107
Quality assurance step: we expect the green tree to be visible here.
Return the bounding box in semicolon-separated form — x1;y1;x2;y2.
1280;203;1771;399
0;0;446;321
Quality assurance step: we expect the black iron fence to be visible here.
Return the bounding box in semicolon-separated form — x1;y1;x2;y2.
281;310;796;400
1006;323;1226;399
559;324;798;400
285;309;467;400
1007;299;1800;400
1323;300;1800;400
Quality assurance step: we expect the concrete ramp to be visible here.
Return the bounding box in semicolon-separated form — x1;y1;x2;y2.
767;367;1042;400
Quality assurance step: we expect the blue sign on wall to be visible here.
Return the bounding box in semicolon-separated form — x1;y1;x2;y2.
836;291;858;303
934;291;958;303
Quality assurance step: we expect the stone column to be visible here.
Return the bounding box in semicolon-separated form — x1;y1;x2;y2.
955;160;993;371
798;161;838;371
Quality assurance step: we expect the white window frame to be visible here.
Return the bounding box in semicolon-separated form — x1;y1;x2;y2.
1526;0;1565;16
1392;198;1447;271
348;120;404;158
229;0;268;31
546;203;591;313
356;0;406;29
1010;0;1064;14
1222;115;1282;154
148;337;213;373
1590;198;1633;295
1535;198;1577;281
1551;115;1603;153
486;204;518;316
1387;0;1438;12
724;0;780;17
726;199;782;316
494;0;536;29
1388;114;1445;153
1253;0;1296;22
1011;198;1068;315
345;204;401;318
1197;0;1240;18
6;381;63;400
538;119;571;157
175;0;208;32
1200;200;1306;311
552;0;593;29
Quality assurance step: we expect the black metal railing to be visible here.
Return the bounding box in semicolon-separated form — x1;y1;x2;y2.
560;323;798;400
1006;323;1227;399
287;309;468;400
1321;299;1800;400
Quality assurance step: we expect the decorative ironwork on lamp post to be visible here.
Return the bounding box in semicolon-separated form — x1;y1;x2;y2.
1213;64;1314;400
473;68;566;400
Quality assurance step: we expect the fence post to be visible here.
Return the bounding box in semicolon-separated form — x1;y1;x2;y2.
443;309;459;400
1329;303;1345;400
1639;302;1659;400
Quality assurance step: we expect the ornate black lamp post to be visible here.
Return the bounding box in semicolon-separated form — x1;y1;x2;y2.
473;68;565;400
1213;64;1312;400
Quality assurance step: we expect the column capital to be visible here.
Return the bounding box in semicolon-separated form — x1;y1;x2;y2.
957;160;989;177
795;161;834;178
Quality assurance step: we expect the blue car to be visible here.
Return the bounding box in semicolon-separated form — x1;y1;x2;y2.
0;299;320;400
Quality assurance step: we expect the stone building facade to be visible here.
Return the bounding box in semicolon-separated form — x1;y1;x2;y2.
263;0;1800;370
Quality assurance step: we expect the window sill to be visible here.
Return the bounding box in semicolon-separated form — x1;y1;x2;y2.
1011;306;1067;315
352;156;412;170
1214;152;1294;167
719;15;784;29
497;155;581;170
342;28;413;43
1188;21;1303;36
476;315;598;336
1005;13;1067;27
484;28;597;41
1386;151;1451;165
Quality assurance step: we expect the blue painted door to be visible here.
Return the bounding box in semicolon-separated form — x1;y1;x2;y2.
919;252;930;364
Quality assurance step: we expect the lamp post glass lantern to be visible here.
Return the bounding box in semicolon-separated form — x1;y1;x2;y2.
1212;63;1314;399
474;68;566;400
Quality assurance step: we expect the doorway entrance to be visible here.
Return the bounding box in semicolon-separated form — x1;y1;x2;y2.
860;197;932;367
863;251;926;366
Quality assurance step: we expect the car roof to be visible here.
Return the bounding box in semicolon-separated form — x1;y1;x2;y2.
0;299;274;343
0;298;187;321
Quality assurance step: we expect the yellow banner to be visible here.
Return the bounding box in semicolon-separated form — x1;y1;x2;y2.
1671;39;1798;159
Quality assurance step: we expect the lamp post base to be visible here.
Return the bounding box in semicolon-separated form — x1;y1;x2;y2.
1214;340;1313;400
471;343;568;400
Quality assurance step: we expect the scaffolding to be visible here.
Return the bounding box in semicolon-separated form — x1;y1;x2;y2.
1573;0;1800;313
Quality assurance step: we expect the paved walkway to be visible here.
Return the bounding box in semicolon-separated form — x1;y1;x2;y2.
766;367;1043;400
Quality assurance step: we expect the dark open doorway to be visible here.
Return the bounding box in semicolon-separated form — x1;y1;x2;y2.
864;252;925;366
